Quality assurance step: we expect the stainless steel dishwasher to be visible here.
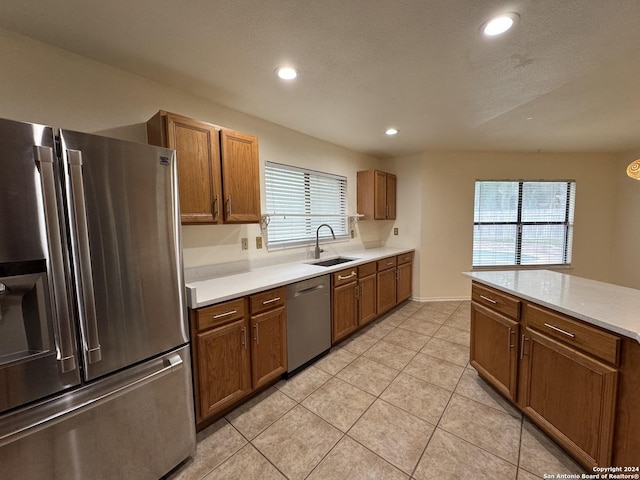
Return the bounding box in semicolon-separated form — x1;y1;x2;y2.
286;274;331;375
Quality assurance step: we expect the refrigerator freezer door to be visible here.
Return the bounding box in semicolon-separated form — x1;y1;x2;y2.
0;345;196;479
59;130;188;381
0;118;80;413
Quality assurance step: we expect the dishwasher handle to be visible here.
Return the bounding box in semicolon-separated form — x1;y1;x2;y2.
293;284;325;297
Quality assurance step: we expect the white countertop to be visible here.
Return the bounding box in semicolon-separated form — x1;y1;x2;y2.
186;247;414;309
464;270;640;343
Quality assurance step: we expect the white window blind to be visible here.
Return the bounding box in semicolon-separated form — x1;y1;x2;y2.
473;180;576;267
265;162;348;248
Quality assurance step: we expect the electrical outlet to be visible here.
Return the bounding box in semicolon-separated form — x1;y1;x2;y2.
394;228;399;235
256;236;263;249
241;238;248;250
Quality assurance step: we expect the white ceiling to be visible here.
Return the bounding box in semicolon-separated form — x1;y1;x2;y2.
1;0;640;158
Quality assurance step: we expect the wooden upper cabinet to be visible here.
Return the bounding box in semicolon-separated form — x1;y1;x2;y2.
386;173;397;219
148;111;222;224
147;111;261;225
220;129;261;223
357;170;397;220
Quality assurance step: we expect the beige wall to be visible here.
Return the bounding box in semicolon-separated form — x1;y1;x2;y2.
609;150;640;289
389;151;619;300
0;28;384;269
382;154;424;297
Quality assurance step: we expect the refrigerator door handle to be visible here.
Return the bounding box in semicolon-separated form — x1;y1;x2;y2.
67;149;102;364
34;146;77;373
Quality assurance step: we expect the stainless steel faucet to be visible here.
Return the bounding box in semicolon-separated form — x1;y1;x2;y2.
315;223;336;259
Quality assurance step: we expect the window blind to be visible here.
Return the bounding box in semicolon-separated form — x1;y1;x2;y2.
473;180;576;267
265;162;348;248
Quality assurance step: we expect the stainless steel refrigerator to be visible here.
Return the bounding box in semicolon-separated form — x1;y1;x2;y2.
0;117;196;479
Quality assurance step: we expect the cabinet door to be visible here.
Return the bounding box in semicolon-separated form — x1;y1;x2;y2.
519;327;617;469
470;302;519;402
358;274;377;326
373;170;387;219
332;281;358;343
250;306;287;389
166;113;223;224
386;173;397;219
376;268;397;314
195;318;251;422
220;129;261;223
396;262;412;303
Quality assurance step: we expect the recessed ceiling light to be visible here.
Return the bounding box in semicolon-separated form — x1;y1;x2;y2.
385;128;399;136
482;13;519;36
275;66;297;80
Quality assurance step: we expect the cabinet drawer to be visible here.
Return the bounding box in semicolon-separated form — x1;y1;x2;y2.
196;298;247;332
397;251;414;265
250;287;286;315
524;303;620;365
377;256;397;271
358;262;377;278
471;283;521;320
333;267;358;287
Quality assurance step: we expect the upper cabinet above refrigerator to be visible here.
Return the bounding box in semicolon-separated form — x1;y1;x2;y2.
147;111;261;225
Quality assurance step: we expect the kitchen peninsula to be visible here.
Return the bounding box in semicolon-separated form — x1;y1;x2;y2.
464;270;640;470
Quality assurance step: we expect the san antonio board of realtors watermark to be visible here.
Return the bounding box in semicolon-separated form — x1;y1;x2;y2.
543;466;640;479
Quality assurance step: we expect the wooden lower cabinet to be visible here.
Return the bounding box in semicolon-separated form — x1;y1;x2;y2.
358;273;377;326
519;327;618;468
469;281;630;470
377;267;397;314
396;261;412;303
250;306;287;389
195;318;251;421
192;289;287;429
332;280;358;343
470;302;519;402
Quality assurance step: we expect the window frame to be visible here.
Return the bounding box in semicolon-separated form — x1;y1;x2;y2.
472;180;576;268
264;161;349;250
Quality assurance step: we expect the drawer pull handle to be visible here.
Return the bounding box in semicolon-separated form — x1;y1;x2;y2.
338;271;357;280
213;310;237;319
544;323;576;338
262;297;281;305
386;262;394;266
480;295;497;304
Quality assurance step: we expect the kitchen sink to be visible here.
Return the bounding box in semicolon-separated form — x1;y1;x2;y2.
311;257;357;267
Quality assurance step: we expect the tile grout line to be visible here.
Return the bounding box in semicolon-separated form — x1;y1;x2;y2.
408;309;466;480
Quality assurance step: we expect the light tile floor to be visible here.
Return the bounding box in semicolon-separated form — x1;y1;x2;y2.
167;301;588;480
